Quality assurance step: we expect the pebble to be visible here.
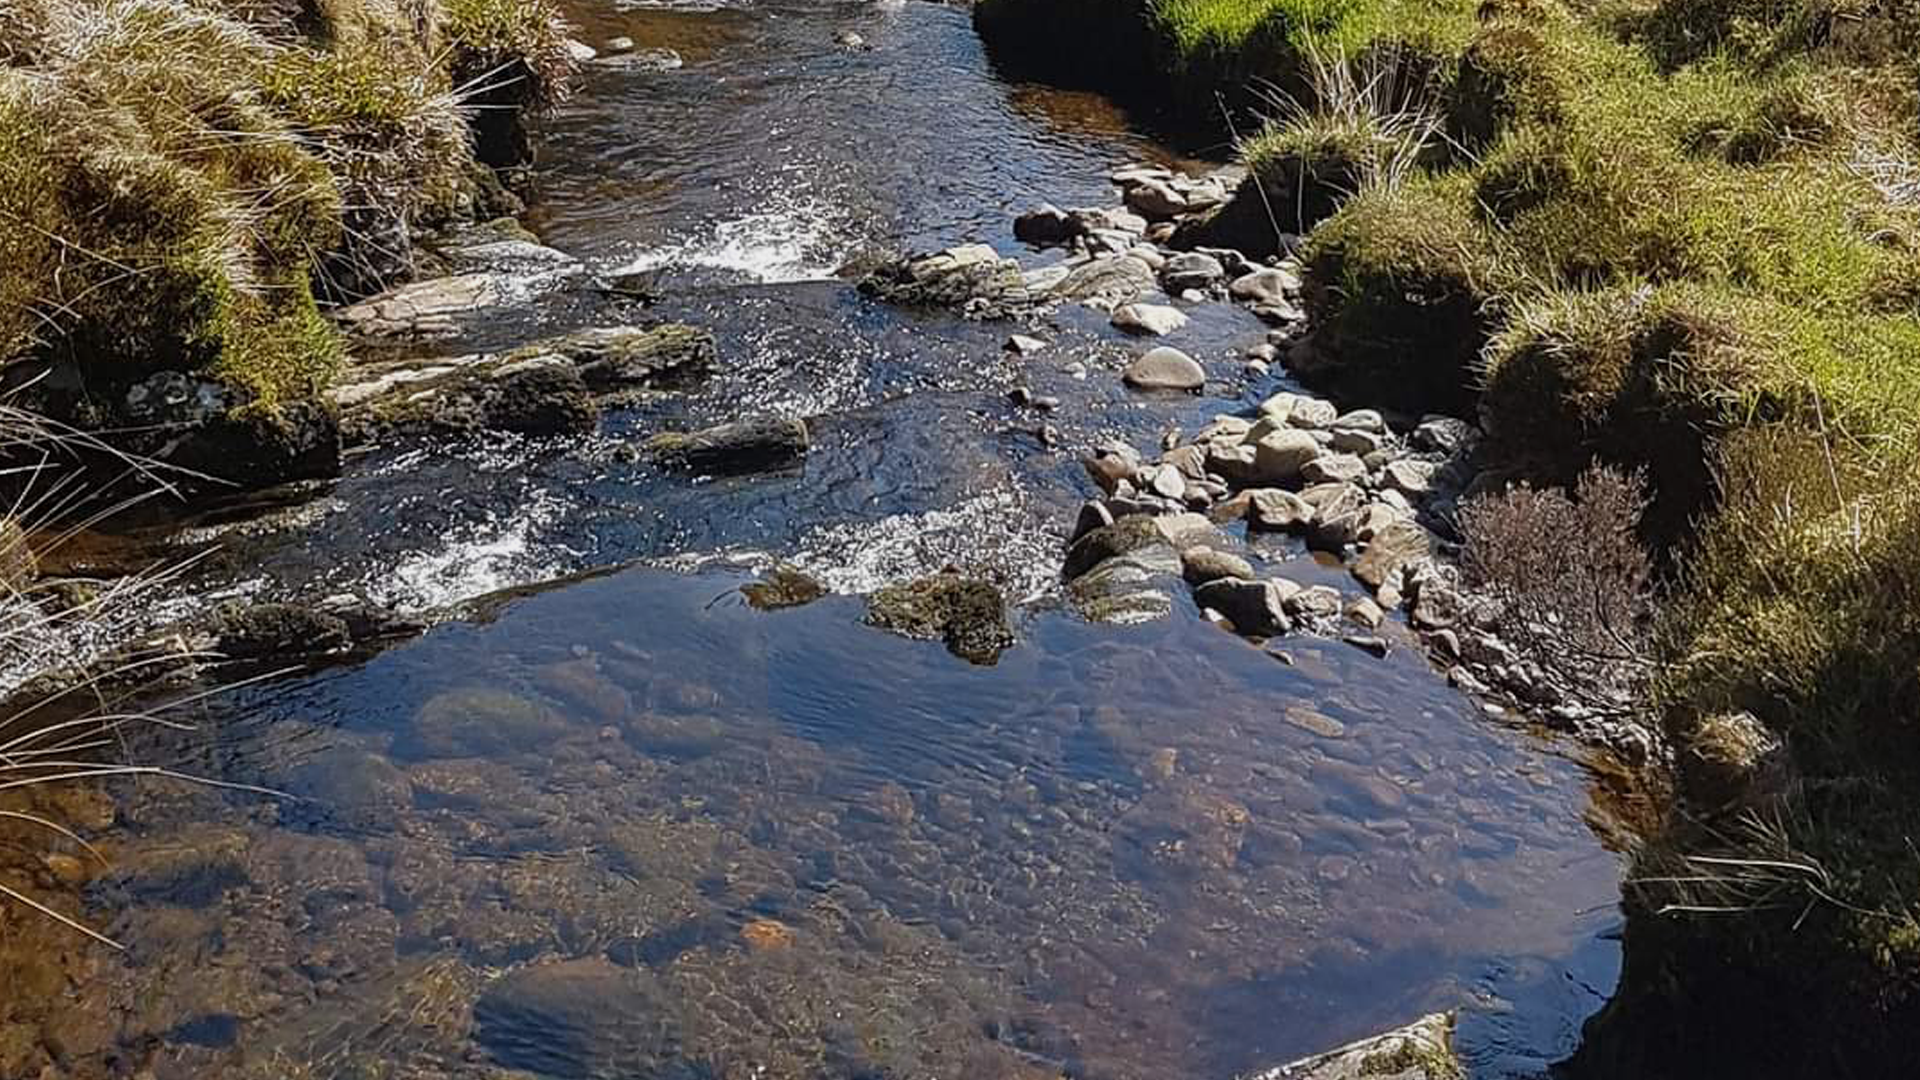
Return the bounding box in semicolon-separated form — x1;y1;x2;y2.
1005;334;1046;355
1250;430;1322;485
1345;597;1385;629
1246;488;1313;531
1286;706;1347;738
1148;463;1187;500
1333;409;1386;433
1284;585;1342;620
1331;427;1385;455
1384;458;1437;497
1300;453;1367;485
1111;302;1190;336
1227;267;1301;306
1162;251;1225;292
1285;397;1340;429
605;35;635;52
1123;347;1205;391
1181;546;1254;586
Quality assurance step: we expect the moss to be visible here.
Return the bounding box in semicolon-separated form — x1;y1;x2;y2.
866;572;1015;665
1299;175;1504;414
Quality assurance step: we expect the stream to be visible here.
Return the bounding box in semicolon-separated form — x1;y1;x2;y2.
0;2;1625;1078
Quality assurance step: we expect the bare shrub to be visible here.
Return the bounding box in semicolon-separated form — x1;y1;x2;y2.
1457;464;1655;712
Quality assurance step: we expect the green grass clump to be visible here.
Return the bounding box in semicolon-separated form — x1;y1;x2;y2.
439;0;575;167
440;0;573;107
1300;175;1504;414
0;0;572;416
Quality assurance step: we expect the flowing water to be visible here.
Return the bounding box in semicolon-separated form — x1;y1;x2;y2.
0;2;1626;1077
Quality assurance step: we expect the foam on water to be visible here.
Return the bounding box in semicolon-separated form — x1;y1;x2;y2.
791;483;1060;602
610;192;852;284
370;489;575;613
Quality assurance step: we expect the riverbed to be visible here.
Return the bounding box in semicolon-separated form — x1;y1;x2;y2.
0;2;1624;1077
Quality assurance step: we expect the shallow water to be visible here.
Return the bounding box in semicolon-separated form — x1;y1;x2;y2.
0;2;1627;1076
10;566;1618;1079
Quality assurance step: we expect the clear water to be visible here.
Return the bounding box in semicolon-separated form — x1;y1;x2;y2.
0;3;1625;1077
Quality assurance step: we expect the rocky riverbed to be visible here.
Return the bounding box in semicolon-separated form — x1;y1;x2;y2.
0;2;1637;1077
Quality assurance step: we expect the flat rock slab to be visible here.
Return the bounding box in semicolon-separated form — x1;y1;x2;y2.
334;273;502;340
645;415;810;473
1124;347;1205;392
1353;520;1432;591
330;323;715;443
1249;1012;1462;1080
1111;302;1190;336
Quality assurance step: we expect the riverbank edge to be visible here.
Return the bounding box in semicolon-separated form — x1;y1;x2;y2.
976;1;1920;1076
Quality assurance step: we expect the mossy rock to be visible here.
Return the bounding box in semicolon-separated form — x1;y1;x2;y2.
741;566;827;611
1299;176;1503;416
865;572;1014;665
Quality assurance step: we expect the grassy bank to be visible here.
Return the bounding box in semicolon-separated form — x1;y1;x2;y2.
984;0;1920;1070
0;0;572;426
974;0;1481;127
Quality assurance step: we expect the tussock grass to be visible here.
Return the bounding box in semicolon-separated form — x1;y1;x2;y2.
0;0;571;418
1300;174;1504;414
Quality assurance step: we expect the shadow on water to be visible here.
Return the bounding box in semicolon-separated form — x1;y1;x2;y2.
4;566;1620;1079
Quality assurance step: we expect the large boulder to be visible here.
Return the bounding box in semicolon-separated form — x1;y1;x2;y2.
1064;513;1222;579
859;244;1035;318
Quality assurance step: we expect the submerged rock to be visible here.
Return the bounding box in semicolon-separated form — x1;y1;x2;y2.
474;958;679;1079
645;416;810;473
523;324;717;392
865;571;1014;664
402;687;576;761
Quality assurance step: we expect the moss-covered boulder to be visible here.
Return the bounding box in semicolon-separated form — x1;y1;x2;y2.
865;571;1014;665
